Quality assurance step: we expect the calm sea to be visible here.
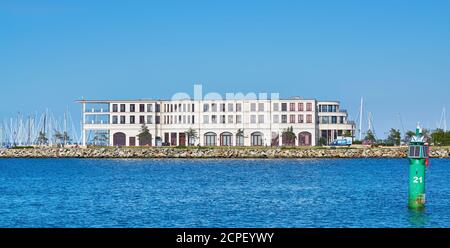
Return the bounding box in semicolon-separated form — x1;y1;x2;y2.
0;158;449;228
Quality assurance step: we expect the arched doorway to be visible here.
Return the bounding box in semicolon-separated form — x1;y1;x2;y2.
299;132;312;146
113;132;126;147
251;132;264;146
204;132;217;146
220;132;233;146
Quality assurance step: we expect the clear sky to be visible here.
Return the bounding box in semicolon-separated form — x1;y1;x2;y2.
1;0;449;138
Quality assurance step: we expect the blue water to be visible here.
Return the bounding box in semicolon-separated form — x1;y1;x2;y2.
0;158;449;228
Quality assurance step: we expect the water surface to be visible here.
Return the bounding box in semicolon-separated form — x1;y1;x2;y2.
0;158;449;227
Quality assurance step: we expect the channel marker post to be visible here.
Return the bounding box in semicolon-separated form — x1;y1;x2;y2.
407;124;430;209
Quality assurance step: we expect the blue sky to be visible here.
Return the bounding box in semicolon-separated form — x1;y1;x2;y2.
1;0;449;138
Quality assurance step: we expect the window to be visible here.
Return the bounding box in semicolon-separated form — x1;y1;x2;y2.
221;103;226;112
298;103;304;111
147;104;153;112
306;103;312;111
273;115;279;123
236;115;242;124
203;103;209;112
204;132;217;146
236;103;242;112
228;103;234;112
130;116;135;124
290;103;295;111
228;115;233;124
140;116;145;124
281;103;287;111
192;115;195;124
155;116;160;124
112;116;118;124
220;115;226;124
192;104;195;112
130;104;135;112
139;104;145;112
212;115;217;124
328;105;335;112
112;104;118;112
273;103;279;111
211;103;217;112
251;132;263;146
120;104;126;112
258;115;264;123
147;115;153;124
220;132;233;146
250;115;256;123
298;115;304;123
332;116;337;124
281;115;287;123
155;104;160;112
306;114;312;123
321;116;329;124
340;116;345;124
290;114;295;123
258;103;264;112
120;116;126;124
251;103;256;112
236;134;244;146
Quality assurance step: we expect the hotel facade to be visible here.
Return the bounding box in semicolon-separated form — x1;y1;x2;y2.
78;97;355;147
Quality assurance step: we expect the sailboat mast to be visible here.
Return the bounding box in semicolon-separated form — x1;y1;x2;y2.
444;107;447;132
28;115;31;146
359;97;364;141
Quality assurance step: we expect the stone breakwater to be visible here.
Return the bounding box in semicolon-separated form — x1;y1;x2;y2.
1;147;450;159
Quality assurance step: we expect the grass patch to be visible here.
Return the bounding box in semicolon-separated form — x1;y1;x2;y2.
11;146;35;149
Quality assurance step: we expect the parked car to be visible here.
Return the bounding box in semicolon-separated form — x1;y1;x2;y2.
330;137;353;147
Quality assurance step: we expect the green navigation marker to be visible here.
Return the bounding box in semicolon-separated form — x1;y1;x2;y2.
407;124;430;209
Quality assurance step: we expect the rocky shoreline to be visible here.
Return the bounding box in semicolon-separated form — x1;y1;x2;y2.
1;147;450;159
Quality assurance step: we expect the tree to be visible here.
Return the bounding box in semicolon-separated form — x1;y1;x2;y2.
281;126;296;146
318;137;327;146
54;131;63;147
342;130;353;138
137;124;152;146
364;130;376;144
236;129;244;137
61;132;70;146
37;131;48;145
386;128;401;146
185;128;198;146
430;129;450;146
405;130;416;142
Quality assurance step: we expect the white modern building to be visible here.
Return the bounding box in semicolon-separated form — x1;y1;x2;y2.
77;97;354;147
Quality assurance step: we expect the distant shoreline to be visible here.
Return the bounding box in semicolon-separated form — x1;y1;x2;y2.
1;147;449;159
